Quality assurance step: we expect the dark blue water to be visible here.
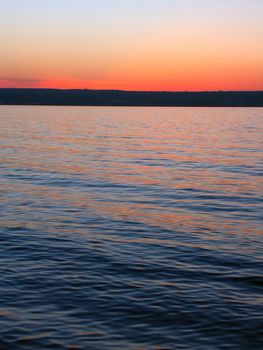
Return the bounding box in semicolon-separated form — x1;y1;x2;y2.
1;106;262;349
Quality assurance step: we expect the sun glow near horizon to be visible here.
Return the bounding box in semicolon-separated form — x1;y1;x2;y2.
1;0;263;91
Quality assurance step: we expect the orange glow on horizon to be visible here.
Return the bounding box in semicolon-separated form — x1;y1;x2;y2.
1;1;263;92
0;78;262;91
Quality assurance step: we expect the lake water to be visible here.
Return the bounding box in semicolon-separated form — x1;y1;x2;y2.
0;106;262;349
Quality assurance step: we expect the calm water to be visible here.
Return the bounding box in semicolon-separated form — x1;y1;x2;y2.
0;106;262;350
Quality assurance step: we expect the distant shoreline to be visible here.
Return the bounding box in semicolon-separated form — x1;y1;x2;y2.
0;88;262;107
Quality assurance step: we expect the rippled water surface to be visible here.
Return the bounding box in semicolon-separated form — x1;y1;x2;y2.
1;106;263;349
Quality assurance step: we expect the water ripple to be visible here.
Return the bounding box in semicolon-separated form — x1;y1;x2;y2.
0;106;262;349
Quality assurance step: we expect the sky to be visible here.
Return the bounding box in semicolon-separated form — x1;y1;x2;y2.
0;0;263;91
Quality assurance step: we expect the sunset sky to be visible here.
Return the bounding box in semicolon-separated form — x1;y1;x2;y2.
1;0;263;91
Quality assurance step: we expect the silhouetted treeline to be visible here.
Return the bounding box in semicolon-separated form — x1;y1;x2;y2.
0;89;262;106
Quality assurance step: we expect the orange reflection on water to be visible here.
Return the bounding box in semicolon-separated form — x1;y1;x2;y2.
1;106;262;239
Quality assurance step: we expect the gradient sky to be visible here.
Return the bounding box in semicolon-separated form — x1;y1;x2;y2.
1;0;263;91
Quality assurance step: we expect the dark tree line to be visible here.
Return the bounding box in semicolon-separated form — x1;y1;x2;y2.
0;88;262;106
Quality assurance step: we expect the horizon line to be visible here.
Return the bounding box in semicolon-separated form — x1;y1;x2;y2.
1;87;263;93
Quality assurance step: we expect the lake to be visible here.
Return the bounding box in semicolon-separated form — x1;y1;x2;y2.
0;106;262;349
